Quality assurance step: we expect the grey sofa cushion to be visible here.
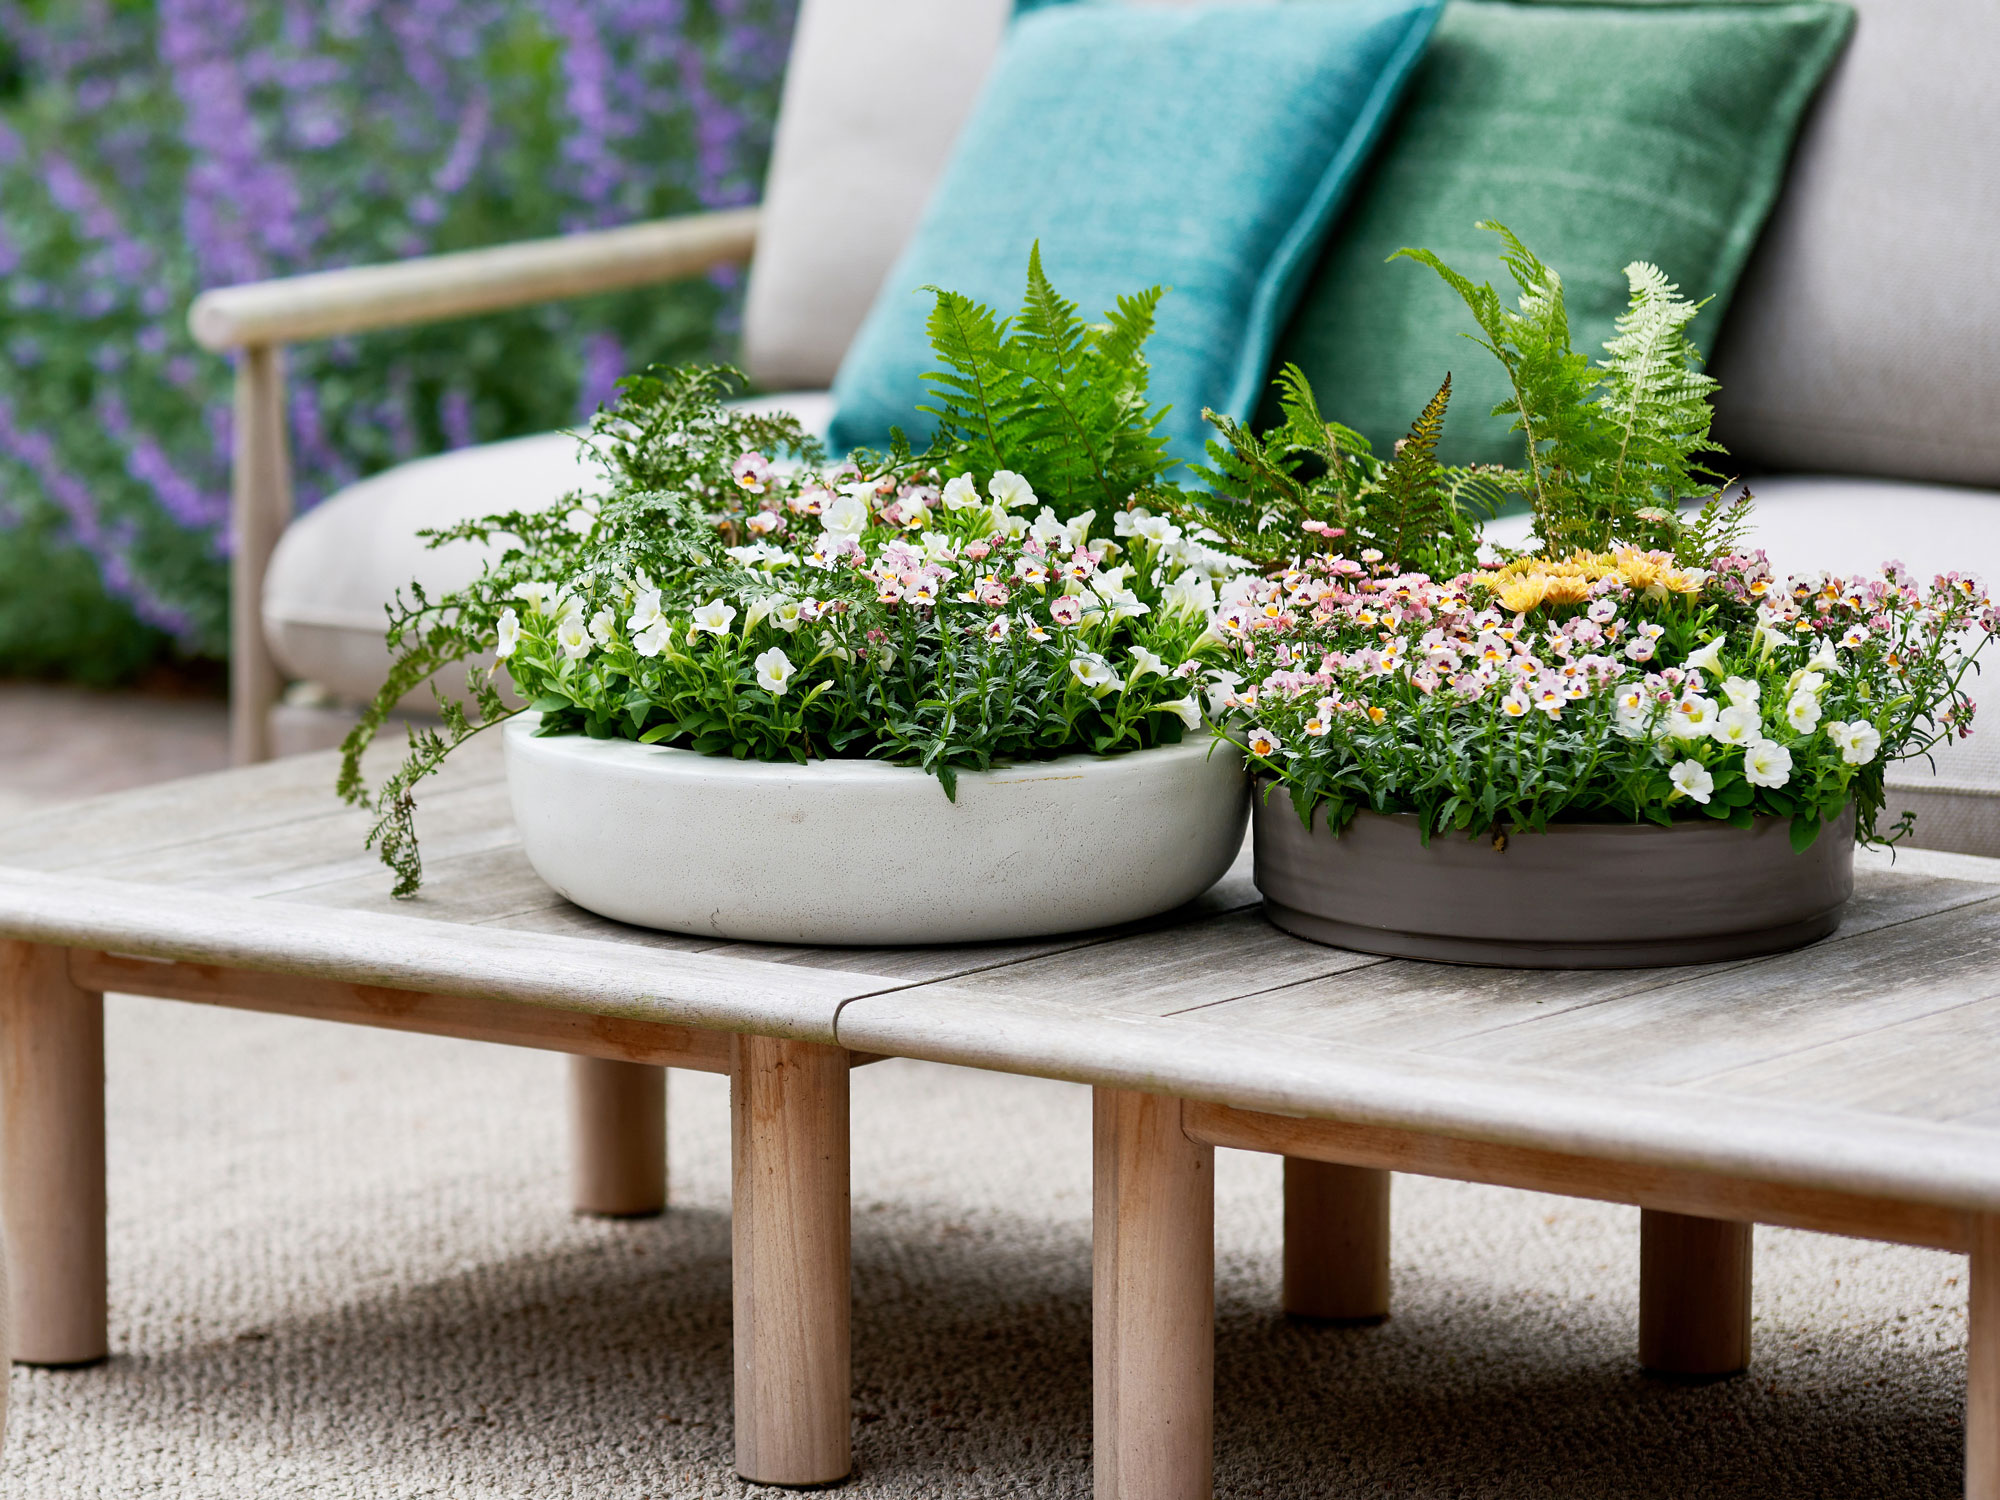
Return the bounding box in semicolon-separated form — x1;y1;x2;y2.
739;0;1015;391
1709;0;2000;488
263;393;835;708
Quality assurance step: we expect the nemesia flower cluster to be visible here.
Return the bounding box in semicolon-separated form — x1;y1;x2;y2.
491;455;1245;792
1216;540;1995;846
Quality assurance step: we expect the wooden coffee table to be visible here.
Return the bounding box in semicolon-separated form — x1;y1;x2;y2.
4;740;1998;1496
834;842;2000;1499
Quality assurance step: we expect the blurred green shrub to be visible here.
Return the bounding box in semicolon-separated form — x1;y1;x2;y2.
0;0;795;679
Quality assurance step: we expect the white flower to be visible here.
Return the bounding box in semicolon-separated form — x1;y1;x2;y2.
1245;725;1282;758
1068;655;1117;694
1666;694;1719;739
1785;691;1822;734
515;580;562;615
1788;669;1827;696
632;621;673;658
556;612;592;660
1625;637;1657;663
1668;759;1714;804
1684;636;1726;675
494;608;521;659
691;599;738;636
773;598;811;633
1839;625;1870;649
820;492;869;542
1161;571;1217;617
1744;739;1794;788
1128;645;1167;682
743;595;783;634
1806;639;1840;673
988;470;1037;510
627;589;666;635
754;646;794;695
941;474;982;511
1721;675;1761;709
1158;695;1202;730
1825;719;1883;765
919;530;958;563
1129;514;1181;546
1711;703;1763;745
588;607;618;649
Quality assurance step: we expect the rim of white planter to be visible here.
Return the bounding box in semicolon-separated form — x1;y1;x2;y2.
503;714;1249;945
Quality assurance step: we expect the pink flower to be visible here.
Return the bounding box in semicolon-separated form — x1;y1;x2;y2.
1049;594;1084;626
732;451;772;493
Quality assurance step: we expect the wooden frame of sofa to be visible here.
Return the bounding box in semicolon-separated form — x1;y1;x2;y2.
186;206;762;766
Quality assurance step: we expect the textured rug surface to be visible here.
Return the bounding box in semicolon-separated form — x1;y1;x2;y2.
0;992;1968;1498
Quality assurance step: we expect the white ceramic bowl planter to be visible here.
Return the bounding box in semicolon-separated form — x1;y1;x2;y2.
504;715;1248;944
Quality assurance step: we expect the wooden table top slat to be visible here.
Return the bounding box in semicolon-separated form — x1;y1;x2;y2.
6;754;2000;1209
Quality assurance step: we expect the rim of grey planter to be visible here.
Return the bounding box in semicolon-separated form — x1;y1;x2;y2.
1253;782;1855;969
503;715;1249;945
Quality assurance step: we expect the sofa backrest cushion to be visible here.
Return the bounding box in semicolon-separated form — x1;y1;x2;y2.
739;0;1016;392
1269;0;1852;471
824;0;1446;467
1708;0;2000;490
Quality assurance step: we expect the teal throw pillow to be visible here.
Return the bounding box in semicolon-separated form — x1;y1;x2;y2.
1271;0;1855;469
826;0;1446;470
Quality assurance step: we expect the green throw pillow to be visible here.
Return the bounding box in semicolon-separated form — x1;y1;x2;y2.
1273;0;1854;470
827;0;1446;469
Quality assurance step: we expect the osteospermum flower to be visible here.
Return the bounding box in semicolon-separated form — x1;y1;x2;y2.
1668;759;1714;804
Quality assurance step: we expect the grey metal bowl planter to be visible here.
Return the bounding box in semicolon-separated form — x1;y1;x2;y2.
1253;784;1855;969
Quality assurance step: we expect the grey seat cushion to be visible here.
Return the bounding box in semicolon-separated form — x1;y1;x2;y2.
263;392;834;708
1488;476;2000;855
1709;0;2000;489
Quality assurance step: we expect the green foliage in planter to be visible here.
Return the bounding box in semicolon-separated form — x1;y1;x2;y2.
916;244;1175;521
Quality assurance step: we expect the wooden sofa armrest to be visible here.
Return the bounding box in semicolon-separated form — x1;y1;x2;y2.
188;206;760;351
197;205;758;766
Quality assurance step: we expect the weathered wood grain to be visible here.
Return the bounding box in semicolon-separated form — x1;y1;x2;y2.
1095;1087;1213;1500
0;869;896;1040
1428;893;2000;1087
833;985;2000;1214
731;1034;851;1485
69;950;735;1072
190;208;758;348
1690;992;2000;1123
927;907;1381;1017
1183;1101;1964;1252
0;941;107;1364
0;738;501;872
1180;867;2000;1056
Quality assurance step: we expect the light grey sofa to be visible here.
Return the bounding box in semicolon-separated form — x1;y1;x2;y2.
191;0;2000;853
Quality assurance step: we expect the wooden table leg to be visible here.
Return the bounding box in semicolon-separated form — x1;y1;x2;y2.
1639;1208;1752;1376
568;1056;666;1217
731;1035;850;1486
1971;1213;2000;1500
1095;1089;1213;1500
1283;1158;1390;1322
0;942;107;1366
